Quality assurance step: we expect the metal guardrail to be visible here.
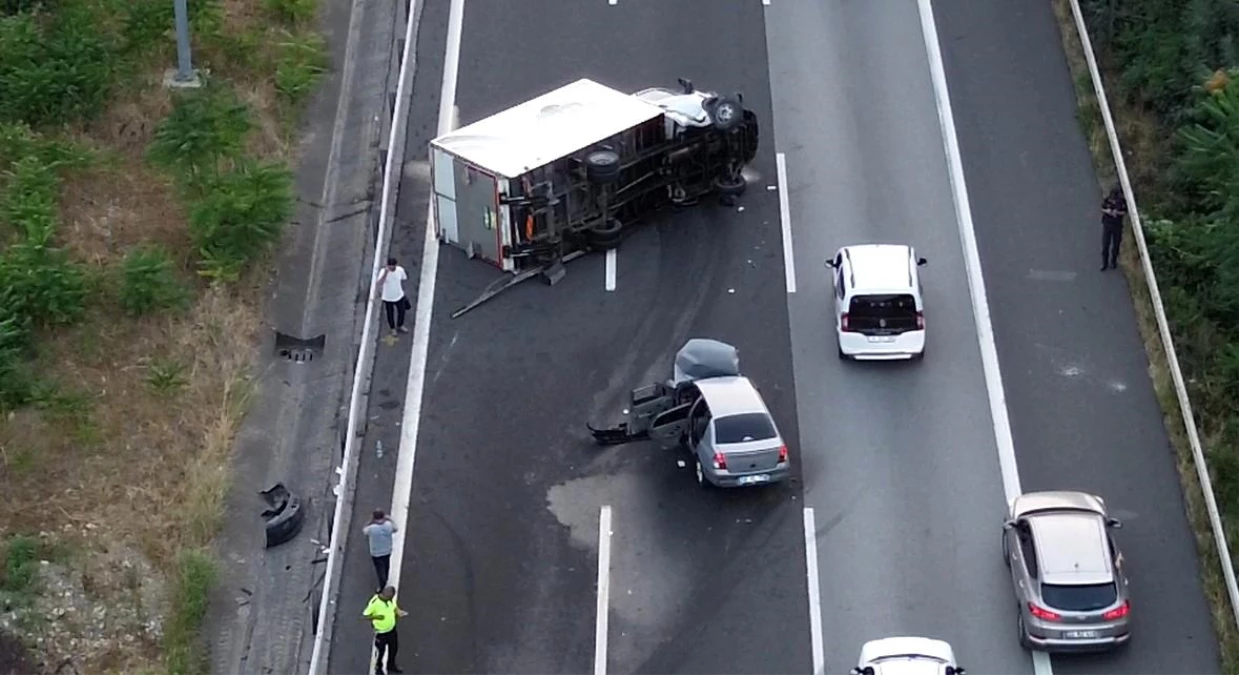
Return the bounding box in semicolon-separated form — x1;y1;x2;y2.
1066;0;1239;633
305;0;422;670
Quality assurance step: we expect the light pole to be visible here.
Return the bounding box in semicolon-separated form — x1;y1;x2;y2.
165;0;202;88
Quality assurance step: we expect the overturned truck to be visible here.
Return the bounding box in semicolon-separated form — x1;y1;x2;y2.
429;78;759;275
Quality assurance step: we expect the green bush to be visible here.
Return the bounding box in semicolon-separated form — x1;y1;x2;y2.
0;2;117;127
1;156;59;241
273;31;328;106
149;85;253;189
119;245;191;316
0;243;88;327
164;549;217;675
1176;73;1239;219
0;296;34;409
120;0;224;58
0;535;41;595
263;0;317;25
188;160;293;281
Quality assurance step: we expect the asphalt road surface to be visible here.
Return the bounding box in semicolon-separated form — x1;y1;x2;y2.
767;1;1033;673
326;0;1224;673
931;0;1221;672
334;0;809;673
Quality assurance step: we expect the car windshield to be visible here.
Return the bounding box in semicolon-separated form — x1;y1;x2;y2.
714;412;777;444
849;294;917;318
1041;582;1118;612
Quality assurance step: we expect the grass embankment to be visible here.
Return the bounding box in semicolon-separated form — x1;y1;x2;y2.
0;0;328;672
1050;0;1239;671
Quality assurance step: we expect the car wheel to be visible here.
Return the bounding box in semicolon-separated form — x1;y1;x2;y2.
837;343;848;360
912;347;925;362
585;217;622;250
1002;532;1011;567
694;458;713;489
586;149;621;184
712;173;746;197
1017;614;1034;651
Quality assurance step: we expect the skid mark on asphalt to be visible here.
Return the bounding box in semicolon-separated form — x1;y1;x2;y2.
429;331;459;385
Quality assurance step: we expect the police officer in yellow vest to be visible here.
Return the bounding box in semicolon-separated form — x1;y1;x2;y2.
363;585;407;675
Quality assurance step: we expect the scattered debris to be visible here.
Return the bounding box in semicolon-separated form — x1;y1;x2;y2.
260;483;305;548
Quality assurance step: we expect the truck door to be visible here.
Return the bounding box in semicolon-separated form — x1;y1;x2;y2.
456;163;502;266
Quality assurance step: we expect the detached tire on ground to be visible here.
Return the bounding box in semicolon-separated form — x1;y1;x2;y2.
712;173;746;197
585;217;623;250
585;150;621;184
260;482;304;548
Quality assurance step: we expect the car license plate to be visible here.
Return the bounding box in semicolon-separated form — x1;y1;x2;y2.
1064;630;1100;639
738;474;770;485
867;336;895;343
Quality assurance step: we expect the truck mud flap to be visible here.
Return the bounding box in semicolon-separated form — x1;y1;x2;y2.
587;422;647;446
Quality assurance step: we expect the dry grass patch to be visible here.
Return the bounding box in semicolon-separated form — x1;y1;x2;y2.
1050;0;1239;670
0;0;327;671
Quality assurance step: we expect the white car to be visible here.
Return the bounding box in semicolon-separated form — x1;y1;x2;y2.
826;244;928;361
852;636;966;675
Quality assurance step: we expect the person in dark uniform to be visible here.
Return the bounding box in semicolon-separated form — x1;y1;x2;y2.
1100;185;1128;271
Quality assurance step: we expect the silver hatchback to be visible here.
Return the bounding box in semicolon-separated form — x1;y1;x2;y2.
1002;491;1131;652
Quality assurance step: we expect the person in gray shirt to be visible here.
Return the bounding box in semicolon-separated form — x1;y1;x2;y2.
363;509;398;589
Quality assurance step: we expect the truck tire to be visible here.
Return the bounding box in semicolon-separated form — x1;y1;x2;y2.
586;150;621;184
706;96;743;132
586;217;622;250
712;173;746;197
260;483;305;548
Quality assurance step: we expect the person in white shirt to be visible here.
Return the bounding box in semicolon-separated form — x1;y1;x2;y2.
376;257;409;337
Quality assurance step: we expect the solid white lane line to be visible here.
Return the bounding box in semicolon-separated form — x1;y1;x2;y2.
379;0;463;669
804;508;825;675
605;248;616;291
775;152;797;294
915;1;1049;674
594;506;613;675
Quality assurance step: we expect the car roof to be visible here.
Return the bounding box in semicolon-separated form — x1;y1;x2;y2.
1028;510;1114;585
871;661;948;675
1012;490;1107;519
842;245;915;292
694;376;770;419
860;636;955;665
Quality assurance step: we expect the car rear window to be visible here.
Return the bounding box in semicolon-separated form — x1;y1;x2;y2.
849;294;917;318
713;412;777;444
1041;582;1118;612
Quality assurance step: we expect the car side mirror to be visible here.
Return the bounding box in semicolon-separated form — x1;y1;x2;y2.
825;259;837;269
1002;519;1016;531
1107;517;1123;529
917;257;928;266
947;667;965;675
851;668;874;675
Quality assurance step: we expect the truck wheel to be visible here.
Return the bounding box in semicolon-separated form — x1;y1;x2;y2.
712;173;746;197
586;217;622;250
586;150;621;184
706;96;743;132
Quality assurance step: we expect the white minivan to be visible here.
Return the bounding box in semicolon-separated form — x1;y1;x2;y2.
826;244;927;361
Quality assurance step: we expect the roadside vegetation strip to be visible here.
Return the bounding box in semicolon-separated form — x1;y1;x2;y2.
1049;0;1239;670
0;0;327;673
